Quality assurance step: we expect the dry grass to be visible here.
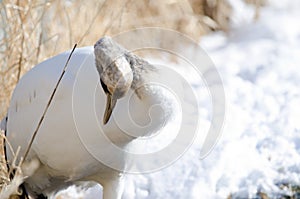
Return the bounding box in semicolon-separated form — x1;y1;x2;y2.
0;0;233;197
0;132;9;192
0;131;38;199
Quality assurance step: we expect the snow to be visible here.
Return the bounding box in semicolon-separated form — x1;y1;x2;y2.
55;0;300;198
195;0;300;198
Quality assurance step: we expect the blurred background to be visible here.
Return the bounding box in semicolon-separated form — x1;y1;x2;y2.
0;0;234;118
1;0;300;198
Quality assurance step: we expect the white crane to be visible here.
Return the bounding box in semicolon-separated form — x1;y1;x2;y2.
2;37;179;198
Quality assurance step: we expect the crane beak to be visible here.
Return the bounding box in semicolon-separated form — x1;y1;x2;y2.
103;94;117;124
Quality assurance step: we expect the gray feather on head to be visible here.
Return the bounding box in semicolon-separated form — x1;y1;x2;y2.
94;36;133;99
94;36;156;124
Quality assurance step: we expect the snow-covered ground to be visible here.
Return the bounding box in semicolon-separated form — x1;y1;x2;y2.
55;0;300;198
197;0;300;198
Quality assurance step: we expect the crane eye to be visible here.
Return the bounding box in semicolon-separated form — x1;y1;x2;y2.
100;79;110;94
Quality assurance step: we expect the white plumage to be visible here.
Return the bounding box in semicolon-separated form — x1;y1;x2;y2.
3;37;178;198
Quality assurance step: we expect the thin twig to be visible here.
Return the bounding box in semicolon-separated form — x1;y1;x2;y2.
35;30;43;63
22;44;77;162
16;0;25;83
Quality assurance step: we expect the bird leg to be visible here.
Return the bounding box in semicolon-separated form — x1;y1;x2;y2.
97;174;124;199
